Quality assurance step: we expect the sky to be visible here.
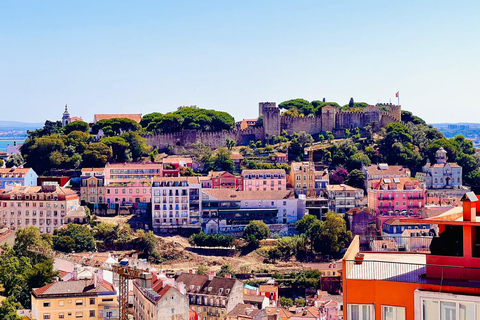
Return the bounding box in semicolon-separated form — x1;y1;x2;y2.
1;1;479;124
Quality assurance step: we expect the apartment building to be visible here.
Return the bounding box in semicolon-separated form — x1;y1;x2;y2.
209;171;243;190
290;162;329;194
242;169;286;191
104;162;163;182
31;278;118;320
202;189;304;236
325;184;365;214
133;273;189;320
151;177;202;232
367;177;425;216
0;184;79;233
362;163;411;189
80;175;105;204
174;272;244;320
0;167;38;188
342;192;480;320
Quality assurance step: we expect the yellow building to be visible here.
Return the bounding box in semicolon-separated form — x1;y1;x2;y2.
32;278;118;320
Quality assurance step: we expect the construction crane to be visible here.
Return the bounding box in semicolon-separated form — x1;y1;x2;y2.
304;143;330;198
28;246;146;320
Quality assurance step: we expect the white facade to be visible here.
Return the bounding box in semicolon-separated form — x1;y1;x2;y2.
423;147;462;189
151;177;201;231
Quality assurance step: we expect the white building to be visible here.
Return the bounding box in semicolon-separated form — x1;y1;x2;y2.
201;189;305;236
151;177;201;232
423;147;462;189
325;184;365;214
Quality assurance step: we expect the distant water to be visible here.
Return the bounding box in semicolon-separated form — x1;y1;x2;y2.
0;140;25;153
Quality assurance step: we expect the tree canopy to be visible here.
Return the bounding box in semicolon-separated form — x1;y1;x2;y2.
141;106;235;133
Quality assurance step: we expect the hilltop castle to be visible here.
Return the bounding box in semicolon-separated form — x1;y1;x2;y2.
145;102;401;150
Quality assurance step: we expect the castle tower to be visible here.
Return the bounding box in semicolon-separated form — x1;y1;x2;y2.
259;102;280;137
62;104;71;127
435;147;447;164
321;105;338;132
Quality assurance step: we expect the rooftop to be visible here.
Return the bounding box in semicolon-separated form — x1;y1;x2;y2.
93;114;142;123
33;279;115;297
364;164;411;177
202;189;296;201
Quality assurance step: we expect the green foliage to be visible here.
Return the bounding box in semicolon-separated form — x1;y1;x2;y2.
13;226;52;259
280;297;294;307
204;147;235;172
288;131;314;160
226;138;236;150
295;298;306;307
217;264;236;278
53;224;96;253
63;121;90;134
136;230;162;263
243;220;270;247
82;142;112;167
91;118;140;136
401;110;426;125
267;247;282;262
0;296;23;320
278;99;314;117
295;215;318;234
276;235;308;260
197;265;208;275
141;107;235;133
345;152;371;171
188;232;234;248
5;154;24;168
346;169;366;190
54;236;76;253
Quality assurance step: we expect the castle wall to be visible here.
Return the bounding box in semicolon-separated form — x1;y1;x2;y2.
144;102;401;149
280;115;322;135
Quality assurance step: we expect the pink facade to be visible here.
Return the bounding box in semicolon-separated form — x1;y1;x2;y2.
242;169;286;191
209;171;243;190
104;162;162;182
367;177;425;216
105;181;151;204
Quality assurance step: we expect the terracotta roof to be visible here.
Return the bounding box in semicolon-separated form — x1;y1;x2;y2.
202;189;296;201
70;117;83;122
162;157;193;164
82;168;105;172
259;284;278;292
242;169;286;175
227;304;260;318
370;177;422;191
243;294;267;303
326;184;362;192
364;164;410;177
33;279;115;296
175;273;238;297
230;154;244;160
105;162;162;168
0;168;34;178
265;307;294;319
293;307;320;318
345;207;374;216
208;171;237;179
383;218;431;226
93;114;142;123
274;152;287;157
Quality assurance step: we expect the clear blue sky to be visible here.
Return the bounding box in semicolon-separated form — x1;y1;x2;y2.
1;1;479;124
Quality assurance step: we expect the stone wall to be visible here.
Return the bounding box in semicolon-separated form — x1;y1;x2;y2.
280;115;322;135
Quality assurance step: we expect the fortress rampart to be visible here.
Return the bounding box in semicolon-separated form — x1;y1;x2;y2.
145;102;401;150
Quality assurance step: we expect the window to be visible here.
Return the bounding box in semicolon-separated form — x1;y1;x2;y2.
59;313;65;319
76;311;83;318
382;305;405;320
89;310;95;317
43;314;51;320
59;300;64;306
76;300;83;306
43;302;50;307
89;298;95;305
348;304;373;320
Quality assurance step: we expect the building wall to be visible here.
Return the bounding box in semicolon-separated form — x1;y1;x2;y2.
242;171;286;191
133;283;189;320
32;292;118;320
367;188;425;215
105;181;151;204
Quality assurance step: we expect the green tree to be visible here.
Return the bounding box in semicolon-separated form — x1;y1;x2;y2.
197;265;208;275
346;169;366;190
0;296;23;320
345;153;371;171
226;138;236;150
63;121;89;134
100;136;130;162
278;99;314;116
295;215;319;234
82;142;112;167
295;298;306;307
243;220;270;247
136;230;162;263
5;154;24;168
53;236;76;253
217;264;236;278
53;224;96;253
348;97;354;108
0;244;31;306
91;118;140;136
210;148;235;172
121;131;151;161
13;226;52;259
326;131;335;143
280;297;294;307
311;212;352;255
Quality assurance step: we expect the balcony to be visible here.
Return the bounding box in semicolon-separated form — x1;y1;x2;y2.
408;196;424;200
345;258;480;286
358;235;433;253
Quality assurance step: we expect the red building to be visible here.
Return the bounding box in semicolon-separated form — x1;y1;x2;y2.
209;171;243;190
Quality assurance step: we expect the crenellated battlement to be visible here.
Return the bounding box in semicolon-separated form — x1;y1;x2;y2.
144;100;401;148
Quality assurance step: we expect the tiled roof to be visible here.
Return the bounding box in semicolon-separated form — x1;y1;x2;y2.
242;169;286;175
0;168;34;178
364;164;410;177
175;273;238;297
326;184;362;192
370;177;422;191
230;154;244;160
93;114;142;123
293;306;320;318
259;284;278;292
33;279;115;296
243;294;267;302
208;171;236;179
265;307;294;319
162;157;193;163
226;304;260;317
202;189;296;201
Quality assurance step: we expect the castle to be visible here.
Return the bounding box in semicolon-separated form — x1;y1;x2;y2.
145;102;401;151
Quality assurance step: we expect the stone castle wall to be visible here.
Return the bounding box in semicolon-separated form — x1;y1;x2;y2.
144;102;401;149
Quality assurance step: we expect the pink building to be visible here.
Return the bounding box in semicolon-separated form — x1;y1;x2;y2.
104;162;162;206
242;169;286;191
209;171;243;190
367;177;425;216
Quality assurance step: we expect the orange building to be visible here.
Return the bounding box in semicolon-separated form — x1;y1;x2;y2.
343;191;480;320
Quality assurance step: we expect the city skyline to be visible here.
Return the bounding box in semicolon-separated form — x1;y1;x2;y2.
1;1;479;124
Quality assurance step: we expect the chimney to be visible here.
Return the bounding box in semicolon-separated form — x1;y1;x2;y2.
94;271;98;288
208;271;216;281
225;273;231;278
178;282;186;295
